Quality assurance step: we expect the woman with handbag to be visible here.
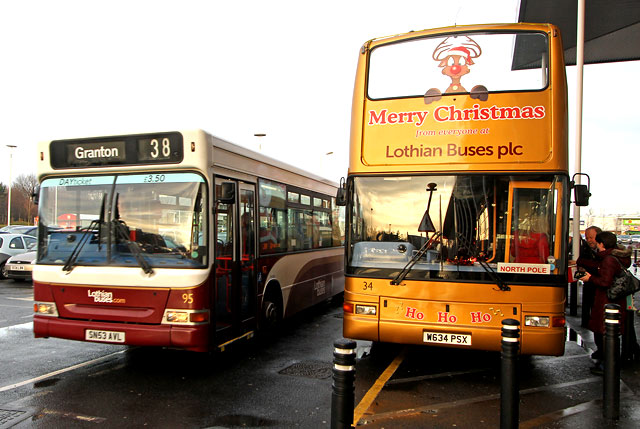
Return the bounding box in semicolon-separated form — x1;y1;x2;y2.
581;231;632;374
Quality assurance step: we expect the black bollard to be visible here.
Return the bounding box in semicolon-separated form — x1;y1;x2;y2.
500;319;520;429
331;338;357;429
569;280;578;316
603;303;621;420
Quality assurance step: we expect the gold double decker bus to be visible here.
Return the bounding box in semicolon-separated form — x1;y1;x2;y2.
340;23;583;355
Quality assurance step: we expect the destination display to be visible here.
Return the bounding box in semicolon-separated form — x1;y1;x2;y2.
50;132;184;168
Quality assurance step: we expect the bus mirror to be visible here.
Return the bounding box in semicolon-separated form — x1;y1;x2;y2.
574;184;590;206
218;182;236;204
32;186;40;205
571;173;591;207
336;177;347;206
336;188;347;206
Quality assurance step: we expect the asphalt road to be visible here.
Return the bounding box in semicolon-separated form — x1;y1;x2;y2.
1;278;640;428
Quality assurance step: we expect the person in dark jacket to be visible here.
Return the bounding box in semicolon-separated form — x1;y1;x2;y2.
581;231;632;372
575;226;602;328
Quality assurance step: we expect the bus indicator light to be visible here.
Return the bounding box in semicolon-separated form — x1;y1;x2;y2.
343;303;354;314
552;316;566;328
189;312;209;323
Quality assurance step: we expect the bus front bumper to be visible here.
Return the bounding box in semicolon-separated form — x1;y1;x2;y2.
343;313;565;356
33;316;209;352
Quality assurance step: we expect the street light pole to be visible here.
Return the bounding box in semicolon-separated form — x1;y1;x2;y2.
254;133;266;151
6;144;16;226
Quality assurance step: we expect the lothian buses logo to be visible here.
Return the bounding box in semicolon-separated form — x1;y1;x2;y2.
88;289;125;304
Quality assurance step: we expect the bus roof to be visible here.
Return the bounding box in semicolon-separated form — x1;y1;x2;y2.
36;129;339;191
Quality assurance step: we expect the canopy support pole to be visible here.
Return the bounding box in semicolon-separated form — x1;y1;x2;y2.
572;0;586;259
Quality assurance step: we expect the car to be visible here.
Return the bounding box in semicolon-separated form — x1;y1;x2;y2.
0;233;37;279
4;250;36;281
618;235;633;246
0;225;37;237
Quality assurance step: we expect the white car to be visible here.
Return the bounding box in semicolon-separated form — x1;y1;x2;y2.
4;250;36;281
0;233;37;279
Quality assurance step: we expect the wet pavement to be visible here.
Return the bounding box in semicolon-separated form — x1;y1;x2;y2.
351;301;640;428
2;279;640;428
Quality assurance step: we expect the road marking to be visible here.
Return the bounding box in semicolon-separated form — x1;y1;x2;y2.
40;408;106;423
519;400;599;428
0;303;31;309
0;322;32;332
358;375;614;425
0;350;126;393
6;296;34;302
386;367;488;385
520;381;635;428
353;346;408;425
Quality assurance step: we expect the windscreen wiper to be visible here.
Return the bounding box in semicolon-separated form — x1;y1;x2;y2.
477;259;510;291
462;234;510;292
62;195;106;273
391;232;441;285
392;183;440;285
112;219;154;275
112;193;154;275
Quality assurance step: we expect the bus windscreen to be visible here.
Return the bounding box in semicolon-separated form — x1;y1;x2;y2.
37;172;208;269
367;31;548;100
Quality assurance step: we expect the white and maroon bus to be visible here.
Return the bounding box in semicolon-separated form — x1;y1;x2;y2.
33;130;344;352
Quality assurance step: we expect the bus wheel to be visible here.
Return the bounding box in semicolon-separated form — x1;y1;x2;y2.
262;299;281;330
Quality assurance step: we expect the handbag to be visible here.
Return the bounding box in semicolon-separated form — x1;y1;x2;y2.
606;257;640;301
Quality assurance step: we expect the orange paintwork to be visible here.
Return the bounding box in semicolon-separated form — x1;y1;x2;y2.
344;23;568;356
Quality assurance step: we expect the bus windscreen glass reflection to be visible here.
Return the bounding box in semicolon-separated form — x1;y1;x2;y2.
37;173;207;268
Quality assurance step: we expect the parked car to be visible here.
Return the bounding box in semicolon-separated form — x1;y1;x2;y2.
0;234;37;279
0;225;37;237
618;235;633;246
4;250;36;281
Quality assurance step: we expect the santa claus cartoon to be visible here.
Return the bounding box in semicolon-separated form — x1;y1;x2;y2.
424;35;488;104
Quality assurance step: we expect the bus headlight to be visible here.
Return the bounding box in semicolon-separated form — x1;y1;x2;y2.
34;302;59;317
524;315;550;327
355;304;377;316
162;309;209;325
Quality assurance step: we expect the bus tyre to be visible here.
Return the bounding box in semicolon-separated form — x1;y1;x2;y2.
262;299;281;332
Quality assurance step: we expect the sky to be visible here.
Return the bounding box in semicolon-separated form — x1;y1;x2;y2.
0;0;638;215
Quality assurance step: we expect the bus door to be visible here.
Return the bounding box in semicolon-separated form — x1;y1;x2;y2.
504;181;563;269
214;178;257;344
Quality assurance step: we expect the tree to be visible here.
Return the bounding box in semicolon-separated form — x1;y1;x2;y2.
13;174;38;224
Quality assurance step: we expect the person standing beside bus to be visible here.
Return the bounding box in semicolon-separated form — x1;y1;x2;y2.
581;231;631;373
576;226;602;329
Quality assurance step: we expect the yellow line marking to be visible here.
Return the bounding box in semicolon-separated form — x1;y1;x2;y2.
352;346;408;426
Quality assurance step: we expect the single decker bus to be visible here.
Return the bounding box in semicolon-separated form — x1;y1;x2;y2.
339;23;587;355
33;129;344;352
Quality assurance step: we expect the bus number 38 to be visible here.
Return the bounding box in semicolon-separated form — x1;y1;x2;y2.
149;138;171;158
